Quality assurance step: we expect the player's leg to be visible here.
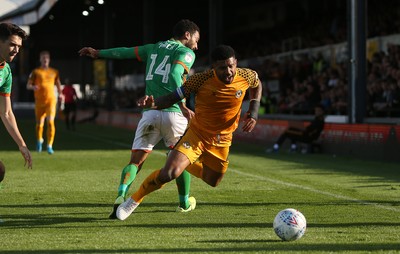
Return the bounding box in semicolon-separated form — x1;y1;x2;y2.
117;150;191;220
108;150;148;219
34;105;46;152
175;170;196;212
285;130;304;152
118;150;149;198
185;161;203;178
70;103;77;130
192;146;228;187
162;111;193;211
63;104;71;130
109;111;161;219
45;100;57;154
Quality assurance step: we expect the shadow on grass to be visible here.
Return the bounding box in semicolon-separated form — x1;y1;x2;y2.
2;200;399;209
1;200;400;229
1;243;400;253
0;119;134;151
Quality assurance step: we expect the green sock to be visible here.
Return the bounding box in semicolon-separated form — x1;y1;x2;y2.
176;170;191;209
117;164;138;198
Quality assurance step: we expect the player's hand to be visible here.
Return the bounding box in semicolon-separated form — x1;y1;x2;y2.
137;95;155;108
28;84;39;91
182;108;194;121
242;115;257;133
179;103;195;121
78;47;99;58
19;146;32;169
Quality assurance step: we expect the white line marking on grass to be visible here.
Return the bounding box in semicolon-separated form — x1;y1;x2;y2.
230;168;400;212
78;131;400;212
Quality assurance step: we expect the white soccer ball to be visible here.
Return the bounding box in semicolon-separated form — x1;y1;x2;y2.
273;208;307;241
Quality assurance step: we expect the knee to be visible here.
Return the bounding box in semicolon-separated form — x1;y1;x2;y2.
204;176;222;187
158;167;182;183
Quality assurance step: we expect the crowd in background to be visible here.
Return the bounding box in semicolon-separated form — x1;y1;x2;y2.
253;45;400;117
98;1;400;117
234;0;400;117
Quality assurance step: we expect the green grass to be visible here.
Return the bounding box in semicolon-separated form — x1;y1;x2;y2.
1;119;400;253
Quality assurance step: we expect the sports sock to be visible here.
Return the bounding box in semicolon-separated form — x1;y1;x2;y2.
185;161;203;179
36;124;44;142
117;164;138;197
47;120;55;146
132;169;165;203
176;170;191;209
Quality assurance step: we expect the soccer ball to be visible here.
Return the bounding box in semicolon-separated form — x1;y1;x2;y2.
273;208;307;241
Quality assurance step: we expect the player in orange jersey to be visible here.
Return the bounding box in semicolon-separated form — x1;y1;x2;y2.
116;45;262;220
27;51;62;154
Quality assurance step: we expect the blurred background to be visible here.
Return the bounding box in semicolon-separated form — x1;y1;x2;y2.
1;0;400;122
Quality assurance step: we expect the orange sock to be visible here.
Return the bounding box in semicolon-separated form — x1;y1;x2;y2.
47;120;55;146
36;124;44;141
132;169;165;203
185;161;203;179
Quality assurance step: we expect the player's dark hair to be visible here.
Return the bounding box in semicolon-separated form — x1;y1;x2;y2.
0;23;28;41
211;45;236;62
173;19;200;38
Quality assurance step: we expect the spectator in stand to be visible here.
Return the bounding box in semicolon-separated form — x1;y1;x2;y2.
312;52;327;75
266;104;325;153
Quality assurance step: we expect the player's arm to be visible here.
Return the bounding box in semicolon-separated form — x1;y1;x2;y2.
78;47;137;59
55;73;62;98
242;79;262;132
0;96;32;169
178;99;194;120
169;62;195;119
137;87;186;110
26;72;37;91
247;81;262;120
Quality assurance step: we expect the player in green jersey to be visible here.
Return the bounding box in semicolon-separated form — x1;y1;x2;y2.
0;23;32;174
79;19;200;218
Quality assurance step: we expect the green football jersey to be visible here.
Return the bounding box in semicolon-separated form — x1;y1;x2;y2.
0;62;12;96
135;39;196;112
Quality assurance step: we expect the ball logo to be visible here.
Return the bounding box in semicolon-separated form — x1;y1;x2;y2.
287;216;299;225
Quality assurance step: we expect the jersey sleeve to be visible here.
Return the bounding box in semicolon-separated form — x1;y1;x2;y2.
178;70;213;98
240;68;260;88
169;48;196;92
173;48;196;75
135;44;155;62
98;47;136;59
0;73;11;95
0;66;12;97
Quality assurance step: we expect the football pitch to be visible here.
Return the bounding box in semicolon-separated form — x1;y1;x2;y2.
1;119;400;253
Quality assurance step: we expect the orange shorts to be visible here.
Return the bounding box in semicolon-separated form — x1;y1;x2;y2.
35;99;57;121
174;128;230;173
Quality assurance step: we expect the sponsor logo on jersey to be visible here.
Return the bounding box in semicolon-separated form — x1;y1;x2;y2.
184;53;193;63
